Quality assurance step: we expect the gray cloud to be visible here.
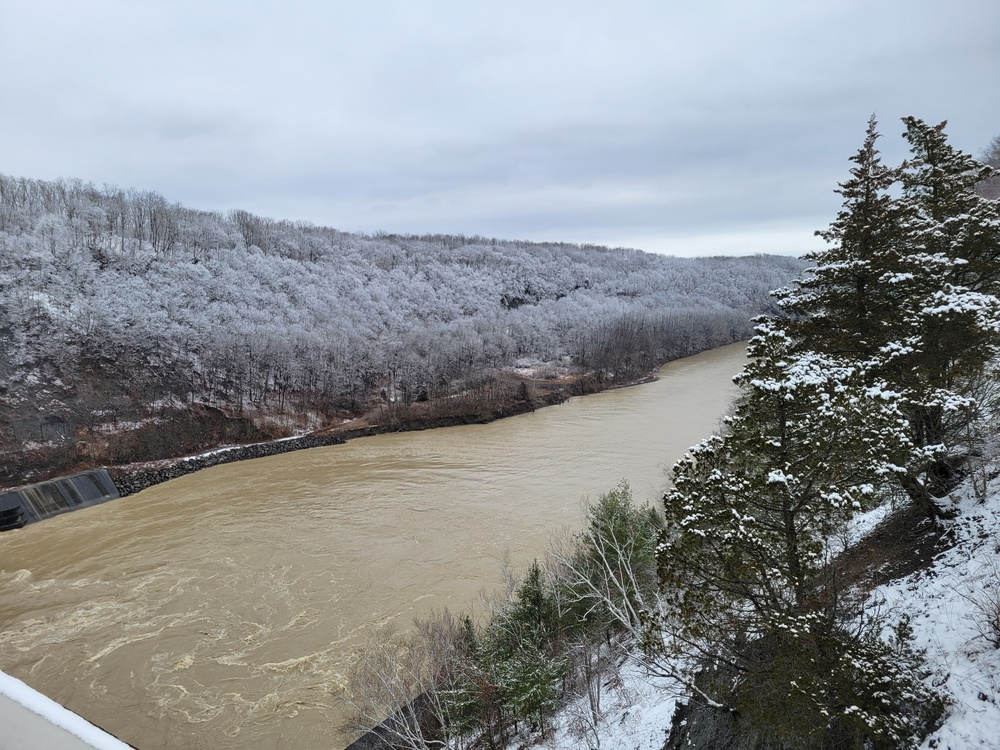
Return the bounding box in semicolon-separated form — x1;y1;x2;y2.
1;0;997;257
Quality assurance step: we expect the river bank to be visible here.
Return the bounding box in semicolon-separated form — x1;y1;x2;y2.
105;389;558;497
3;326;733;497
0;365;571;496
104;366;661;498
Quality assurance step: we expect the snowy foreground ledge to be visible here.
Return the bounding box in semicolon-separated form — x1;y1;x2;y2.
0;671;132;750
507;481;1000;750
876;488;1000;749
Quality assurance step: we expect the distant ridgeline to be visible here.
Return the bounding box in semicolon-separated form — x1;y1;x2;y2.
0;470;119;530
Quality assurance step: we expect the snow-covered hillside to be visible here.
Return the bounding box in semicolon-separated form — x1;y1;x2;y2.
513;477;1000;750
0;172;805;486
880;491;1000;748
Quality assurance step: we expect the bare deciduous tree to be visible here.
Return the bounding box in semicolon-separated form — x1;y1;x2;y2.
977;134;1000;200
339;612;472;750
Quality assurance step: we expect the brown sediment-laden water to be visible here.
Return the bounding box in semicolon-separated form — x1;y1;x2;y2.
0;342;746;749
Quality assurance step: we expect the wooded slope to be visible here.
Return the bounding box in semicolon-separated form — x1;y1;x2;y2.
0;175;803;484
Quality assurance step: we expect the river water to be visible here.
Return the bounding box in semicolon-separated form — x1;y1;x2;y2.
0;342;746;749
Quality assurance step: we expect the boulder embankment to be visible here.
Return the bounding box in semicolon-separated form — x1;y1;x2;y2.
107;434;349;496
107;391;568;497
7;359;661;503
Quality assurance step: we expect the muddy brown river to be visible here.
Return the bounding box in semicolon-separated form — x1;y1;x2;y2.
0;343;746;749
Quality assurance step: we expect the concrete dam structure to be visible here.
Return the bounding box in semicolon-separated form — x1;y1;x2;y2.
0;470;120;531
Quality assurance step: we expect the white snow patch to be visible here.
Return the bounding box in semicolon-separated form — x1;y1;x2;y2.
870;485;1000;749
505;663;678;750
0;670;133;749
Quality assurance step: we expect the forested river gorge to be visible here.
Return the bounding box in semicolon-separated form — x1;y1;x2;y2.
0;343;745;749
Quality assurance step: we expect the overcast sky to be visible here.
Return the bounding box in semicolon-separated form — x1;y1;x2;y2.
2;1;998;257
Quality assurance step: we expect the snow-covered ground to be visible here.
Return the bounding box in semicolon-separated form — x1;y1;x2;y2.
877;488;1000;749
505;663;680;750
0;671;132;749
515;480;1000;750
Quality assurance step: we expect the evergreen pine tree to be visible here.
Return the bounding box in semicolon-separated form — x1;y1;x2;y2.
780;116;1000;512
658;322;913;639
777;115;905;360
446;562;564;745
882;118;1000;497
656;322;938;746
899;116;999;292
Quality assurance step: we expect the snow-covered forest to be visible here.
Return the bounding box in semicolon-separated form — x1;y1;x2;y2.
0;174;802;486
